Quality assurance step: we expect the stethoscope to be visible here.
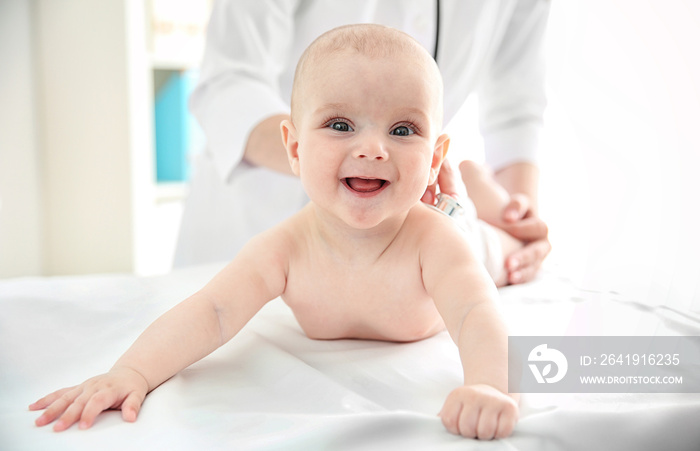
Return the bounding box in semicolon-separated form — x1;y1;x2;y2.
429;1;466;221
433;0;441;62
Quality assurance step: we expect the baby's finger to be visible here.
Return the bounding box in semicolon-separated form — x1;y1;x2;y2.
53;394;90;432
457;403;480;438
34;387;82;427
495;409;518;439
475;407;499;440
78;390;122;429
29;387;74;411
438;397;463;435
121;390;146;422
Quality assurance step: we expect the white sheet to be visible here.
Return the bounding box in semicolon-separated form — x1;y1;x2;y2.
1;264;699;450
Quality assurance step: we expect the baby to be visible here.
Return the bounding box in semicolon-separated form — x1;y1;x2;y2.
31;24;520;440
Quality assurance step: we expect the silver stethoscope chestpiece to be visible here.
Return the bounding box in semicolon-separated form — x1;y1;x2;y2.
432;192;464;219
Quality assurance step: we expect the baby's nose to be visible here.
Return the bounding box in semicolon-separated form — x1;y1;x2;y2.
353;139;389;161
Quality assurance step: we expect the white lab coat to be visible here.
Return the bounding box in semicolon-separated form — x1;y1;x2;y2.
174;0;550;267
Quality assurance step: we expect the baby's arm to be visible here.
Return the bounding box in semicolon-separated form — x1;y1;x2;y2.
421;222;518;439
30;230;289;431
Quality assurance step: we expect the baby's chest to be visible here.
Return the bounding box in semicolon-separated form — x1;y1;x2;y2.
281;260;444;341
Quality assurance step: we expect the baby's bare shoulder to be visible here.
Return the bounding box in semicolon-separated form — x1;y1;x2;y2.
406;203;467;244
407;203;479;269
259;211;308;252
240;209;313;269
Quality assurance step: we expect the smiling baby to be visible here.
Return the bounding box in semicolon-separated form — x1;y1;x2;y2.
31;24;519;440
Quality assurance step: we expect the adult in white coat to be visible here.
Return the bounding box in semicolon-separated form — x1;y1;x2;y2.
175;0;551;284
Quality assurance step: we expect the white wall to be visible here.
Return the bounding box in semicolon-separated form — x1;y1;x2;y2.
2;0;699;304
0;0;186;279
0;0;44;277
37;0;140;276
447;1;700;309
539;0;700;309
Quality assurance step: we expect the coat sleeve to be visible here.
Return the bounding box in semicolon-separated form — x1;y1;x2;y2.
189;0;300;182
478;0;550;171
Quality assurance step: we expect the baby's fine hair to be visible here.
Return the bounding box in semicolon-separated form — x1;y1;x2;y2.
301;24;420;61
290;24;442;123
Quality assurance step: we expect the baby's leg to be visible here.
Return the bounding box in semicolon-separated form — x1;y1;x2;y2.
459;160;511;230
483;221;523;287
458;160;523;286
447;196;520;287
457;214;520;287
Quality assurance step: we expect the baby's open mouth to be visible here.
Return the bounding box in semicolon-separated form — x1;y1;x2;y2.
343;177;389;193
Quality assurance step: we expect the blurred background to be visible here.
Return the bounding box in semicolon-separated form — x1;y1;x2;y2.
1;1;699;310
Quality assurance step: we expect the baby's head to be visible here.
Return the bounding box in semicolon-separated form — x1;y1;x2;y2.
281;24;450;229
290;24;444;129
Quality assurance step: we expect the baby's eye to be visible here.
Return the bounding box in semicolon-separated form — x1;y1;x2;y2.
328;121;353;132
391;125;414;136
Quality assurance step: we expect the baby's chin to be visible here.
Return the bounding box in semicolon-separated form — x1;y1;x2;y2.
308;202;392;231
306;188;425;231
338;203;425;232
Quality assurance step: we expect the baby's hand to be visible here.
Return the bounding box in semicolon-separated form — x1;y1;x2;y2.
29;366;149;432
438;384;519;440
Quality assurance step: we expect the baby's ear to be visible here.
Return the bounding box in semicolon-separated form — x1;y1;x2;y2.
429;134;450;185
280;119;301;176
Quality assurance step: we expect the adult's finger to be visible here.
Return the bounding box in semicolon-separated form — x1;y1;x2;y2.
502;194;531;223
506;238;552;271
421;184;437;205
506;239;552;284
502;217;549;242
436;159;466;199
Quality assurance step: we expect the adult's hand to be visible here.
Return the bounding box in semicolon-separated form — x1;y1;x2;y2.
421;159;466;205
500;194;551;284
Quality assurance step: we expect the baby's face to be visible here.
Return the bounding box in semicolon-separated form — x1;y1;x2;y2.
287;50;447;230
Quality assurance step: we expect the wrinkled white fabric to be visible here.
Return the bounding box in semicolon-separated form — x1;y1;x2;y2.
2;265;699;451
